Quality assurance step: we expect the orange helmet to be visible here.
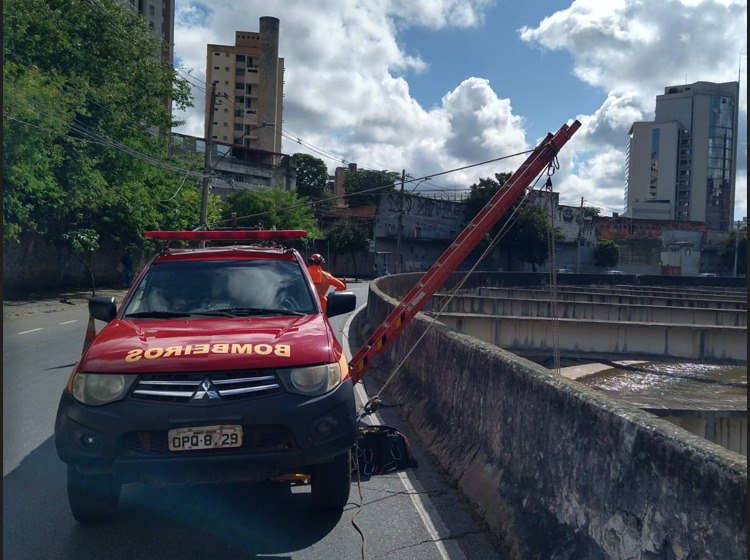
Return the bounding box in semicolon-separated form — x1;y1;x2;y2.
308;253;325;265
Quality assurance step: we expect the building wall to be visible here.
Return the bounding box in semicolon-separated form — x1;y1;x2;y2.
653;82;739;230
205;19;283;154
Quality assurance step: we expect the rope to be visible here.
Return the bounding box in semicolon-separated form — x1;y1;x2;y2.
545;159;562;374
371;172;548;400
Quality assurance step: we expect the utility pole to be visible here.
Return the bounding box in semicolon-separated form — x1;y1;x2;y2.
395;170;406;273
576;196;584;272
200;81;218;232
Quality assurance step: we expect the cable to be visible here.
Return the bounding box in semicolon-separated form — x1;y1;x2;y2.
207;148;535;228
372;170;549;398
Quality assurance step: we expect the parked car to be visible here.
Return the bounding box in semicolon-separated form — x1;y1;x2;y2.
605;270;625;275
698;273;718;277
556;268;574;274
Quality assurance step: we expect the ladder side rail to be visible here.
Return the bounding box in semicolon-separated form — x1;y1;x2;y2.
349;121;580;382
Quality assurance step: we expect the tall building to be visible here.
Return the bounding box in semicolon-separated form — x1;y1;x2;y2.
625;81;739;231
205;18;284;154
123;0;175;68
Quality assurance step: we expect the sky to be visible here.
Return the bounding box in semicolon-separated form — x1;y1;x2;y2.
172;0;747;219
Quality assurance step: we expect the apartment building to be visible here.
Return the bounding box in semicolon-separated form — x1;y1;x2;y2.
205;18;284;155
123;0;174;67
625;81;739;231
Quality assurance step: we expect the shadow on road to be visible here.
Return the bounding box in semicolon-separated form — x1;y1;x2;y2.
3;437;344;560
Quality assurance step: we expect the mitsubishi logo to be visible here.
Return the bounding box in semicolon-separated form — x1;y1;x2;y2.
192;378;221;400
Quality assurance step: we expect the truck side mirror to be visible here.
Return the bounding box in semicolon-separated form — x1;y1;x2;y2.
326;292;356;318
89;296;117;323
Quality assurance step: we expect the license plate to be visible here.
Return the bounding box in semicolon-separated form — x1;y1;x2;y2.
168;425;243;452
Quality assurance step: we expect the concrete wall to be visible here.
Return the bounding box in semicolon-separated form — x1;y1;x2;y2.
360;275;747;559
3;234;146;294
430;294;747;326
436;314;747;362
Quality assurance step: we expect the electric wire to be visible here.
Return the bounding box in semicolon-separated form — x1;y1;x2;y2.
371;167;552;398
206;148;536;229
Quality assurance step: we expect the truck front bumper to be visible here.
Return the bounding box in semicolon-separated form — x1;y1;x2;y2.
55;381;356;483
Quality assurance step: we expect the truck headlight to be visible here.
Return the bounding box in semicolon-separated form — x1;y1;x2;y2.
278;363;342;396
71;373;138;406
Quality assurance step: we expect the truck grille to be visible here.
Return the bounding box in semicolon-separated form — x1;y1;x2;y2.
131;370;281;403
117;425;296;458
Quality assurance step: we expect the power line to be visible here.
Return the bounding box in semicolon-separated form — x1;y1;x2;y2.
208;148;535;227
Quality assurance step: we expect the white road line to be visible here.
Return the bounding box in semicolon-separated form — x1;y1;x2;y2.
343;305;460;560
59;320;78;325
18;328;42;335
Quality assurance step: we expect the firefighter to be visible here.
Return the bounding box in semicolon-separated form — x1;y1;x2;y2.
307;254;346;312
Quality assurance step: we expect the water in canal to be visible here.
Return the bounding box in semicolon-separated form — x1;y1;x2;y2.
582;361;747;410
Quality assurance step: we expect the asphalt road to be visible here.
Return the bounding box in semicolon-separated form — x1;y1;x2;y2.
3;281;503;560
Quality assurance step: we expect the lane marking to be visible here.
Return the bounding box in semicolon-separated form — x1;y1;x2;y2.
18;328;42;335
343;305;460;560
59;320;78;325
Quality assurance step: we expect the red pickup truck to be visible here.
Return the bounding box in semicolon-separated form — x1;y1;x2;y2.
55;233;357;522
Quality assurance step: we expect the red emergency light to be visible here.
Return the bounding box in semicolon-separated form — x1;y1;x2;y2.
145;230;307;241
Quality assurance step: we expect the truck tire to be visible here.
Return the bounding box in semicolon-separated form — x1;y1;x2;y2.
67;466;121;523
311;450;351;511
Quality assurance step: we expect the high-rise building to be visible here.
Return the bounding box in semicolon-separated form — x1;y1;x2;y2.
625;81;739;231
205;18;284;154
123;0;175;68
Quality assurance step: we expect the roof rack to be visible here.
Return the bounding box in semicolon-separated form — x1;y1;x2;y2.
145;230;307;241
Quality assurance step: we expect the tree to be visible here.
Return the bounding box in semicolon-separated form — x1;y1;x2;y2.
3;0;207;255
294;153;333;211
344;169;399;207
463;173;561;270
325;220;370;279
220;187;320;237
62;229;100;296
718;231;746;276
593;239;620;268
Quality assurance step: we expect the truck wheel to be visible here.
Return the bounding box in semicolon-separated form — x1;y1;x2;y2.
311;450;351;511
67;466;121;523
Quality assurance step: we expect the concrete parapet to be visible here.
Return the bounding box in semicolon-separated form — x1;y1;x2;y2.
361;277;747;559
435;313;747;361
430;294;747;326
475;287;747;310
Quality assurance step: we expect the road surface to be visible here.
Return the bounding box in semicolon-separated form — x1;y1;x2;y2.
3;281;503;559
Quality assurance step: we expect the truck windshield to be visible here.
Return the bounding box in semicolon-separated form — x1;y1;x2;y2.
122;259;317;318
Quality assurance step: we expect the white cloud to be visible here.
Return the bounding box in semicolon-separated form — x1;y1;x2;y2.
520;0;747;217
172;0;525;195
172;0;747;218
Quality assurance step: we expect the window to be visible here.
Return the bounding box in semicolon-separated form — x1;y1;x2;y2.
213;66;219;70
234;124;243;131
236;54;245;62
235;110;243;117
214;52;221;56
149;4;154;14
236;69;245;76
235;82;244;90
122;260;316;316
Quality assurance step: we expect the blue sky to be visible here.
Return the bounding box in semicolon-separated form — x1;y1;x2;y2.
173;0;747;218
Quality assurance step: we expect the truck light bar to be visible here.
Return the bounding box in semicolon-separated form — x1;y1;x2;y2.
145;230;307;241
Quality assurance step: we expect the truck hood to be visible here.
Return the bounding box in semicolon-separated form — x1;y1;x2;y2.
80;315;338;373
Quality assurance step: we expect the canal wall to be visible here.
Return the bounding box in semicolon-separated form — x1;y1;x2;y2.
360;273;747;559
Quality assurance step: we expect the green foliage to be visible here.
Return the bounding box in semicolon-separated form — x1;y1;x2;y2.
593;239;621;268
3;0;207;249
63;228;100;254
718;231;746;275
325;219;370;278
325;220;370;253
583;206;601;218
294;153;333;211
344;169;399;207
220;188;321;238
463;173;561;268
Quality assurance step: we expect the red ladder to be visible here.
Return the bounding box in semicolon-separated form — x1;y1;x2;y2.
349;120;581;383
